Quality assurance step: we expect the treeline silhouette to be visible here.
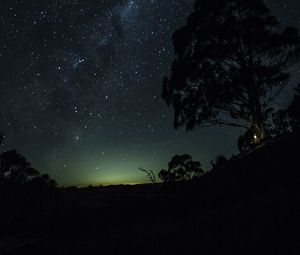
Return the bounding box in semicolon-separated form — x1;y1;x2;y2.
0;149;59;238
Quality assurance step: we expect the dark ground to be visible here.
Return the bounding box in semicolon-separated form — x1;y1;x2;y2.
1;132;300;255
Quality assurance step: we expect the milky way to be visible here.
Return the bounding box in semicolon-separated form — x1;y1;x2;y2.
0;0;299;186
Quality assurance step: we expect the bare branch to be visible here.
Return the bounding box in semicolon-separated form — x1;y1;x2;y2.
138;167;156;183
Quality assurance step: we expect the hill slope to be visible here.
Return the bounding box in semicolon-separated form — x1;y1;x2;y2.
1;131;300;254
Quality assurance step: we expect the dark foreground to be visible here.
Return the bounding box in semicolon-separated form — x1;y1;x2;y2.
1;132;300;255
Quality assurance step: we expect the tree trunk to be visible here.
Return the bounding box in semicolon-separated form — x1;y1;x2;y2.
254;118;266;140
250;92;266;143
252;108;266;142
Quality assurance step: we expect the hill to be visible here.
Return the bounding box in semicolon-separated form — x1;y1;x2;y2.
0;131;300;254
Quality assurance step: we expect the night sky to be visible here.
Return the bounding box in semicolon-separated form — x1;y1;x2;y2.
1;0;299;186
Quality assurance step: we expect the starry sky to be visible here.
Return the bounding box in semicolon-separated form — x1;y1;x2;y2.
0;0;299;186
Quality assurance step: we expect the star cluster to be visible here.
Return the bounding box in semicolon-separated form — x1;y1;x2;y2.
0;0;299;186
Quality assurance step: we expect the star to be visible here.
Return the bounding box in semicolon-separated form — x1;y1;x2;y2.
0;0;297;186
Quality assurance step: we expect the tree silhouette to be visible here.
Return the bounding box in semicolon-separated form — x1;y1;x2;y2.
159;154;203;182
0;150;31;184
162;0;300;145
0;150;56;187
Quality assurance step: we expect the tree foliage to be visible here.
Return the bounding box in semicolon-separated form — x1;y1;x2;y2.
159;154;203;182
271;109;291;136
0;150;57;187
162;0;300;143
270;84;300;136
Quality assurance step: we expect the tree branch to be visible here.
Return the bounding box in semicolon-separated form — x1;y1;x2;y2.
138;167;156;183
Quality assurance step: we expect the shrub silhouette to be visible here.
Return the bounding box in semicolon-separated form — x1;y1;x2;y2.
159;154;204;182
211;155;228;170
